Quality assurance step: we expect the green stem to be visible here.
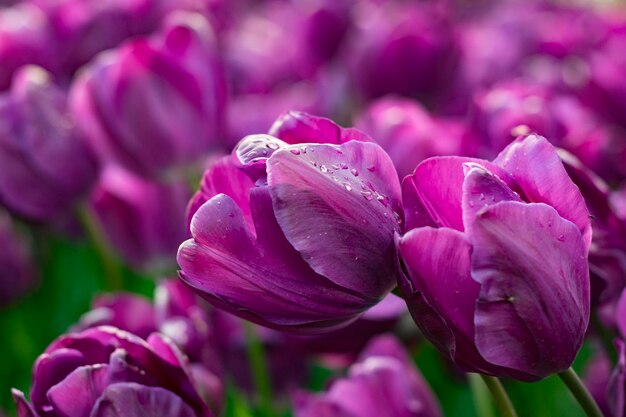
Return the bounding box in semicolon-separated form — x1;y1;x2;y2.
76;204;123;290
243;322;275;417
480;375;518;417
469;373;496;417
558;367;605;417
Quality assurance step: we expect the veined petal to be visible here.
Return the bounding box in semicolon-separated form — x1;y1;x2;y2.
470;201;589;378
267;141;401;299
494;134;591;247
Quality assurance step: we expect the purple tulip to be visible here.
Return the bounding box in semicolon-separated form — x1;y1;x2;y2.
11;326;214;417
559;151;626;324
224;0;351;94
0;66;99;222
398;134;591;381
355;97;471;179
346;0;459;102
90;166;189;272
32;0;161;77
178;113;401;333
609;340;626;417
294;335;442;417
70;12;227;179
0;210;37;306
73;280;224;414
0;4;56;91
469;80;616;178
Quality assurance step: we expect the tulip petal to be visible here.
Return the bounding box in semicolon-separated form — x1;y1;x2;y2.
90;383;197;417
267;141;401;298
494;134;591;246
269;111;373;145
461;164;521;230
178;191;367;332
47;365;110;417
410;157;516;231
30;348;86;412
11;389;40;417
398;227;484;368
470;201;589;378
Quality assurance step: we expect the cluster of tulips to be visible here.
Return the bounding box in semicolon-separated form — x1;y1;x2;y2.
2;0;626;416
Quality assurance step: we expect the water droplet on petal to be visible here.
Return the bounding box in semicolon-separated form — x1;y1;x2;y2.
343;183;353;191
361;190;373;200
350;168;359;177
267;141;280;150
366;165;376;172
340;162;348;169
320;165;328;173
289;149;301;155
479;193;485;201
300;146;307;154
557;235;565;242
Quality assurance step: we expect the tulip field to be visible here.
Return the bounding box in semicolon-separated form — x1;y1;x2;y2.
1;0;626;416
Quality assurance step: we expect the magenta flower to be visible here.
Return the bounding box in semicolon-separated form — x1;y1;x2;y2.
346;0;459;101
0;4;56;91
398;134;591;380
12;326;214;417
178;114;401;333
0;66;99;222
294;335;442;417
70;12;227;179
91;166;189;272
355;97;471;179
469;80;617;180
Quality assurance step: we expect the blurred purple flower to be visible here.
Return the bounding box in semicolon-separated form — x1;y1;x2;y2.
294;335;442;417
398;134;591;380
345;0;459;103
74;279;224;414
0;210;37;307
90;166;189;272
559;151;626;325
469;80;618;180
70;12;227;179
12;326;214;417
0;66;99;222
355;97;471;179
224;0;352;94
583;351;613;417
178;113;401;333
0;4;56;91
32;0;161;77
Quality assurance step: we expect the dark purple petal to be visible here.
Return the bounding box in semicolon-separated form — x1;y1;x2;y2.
461;164;521;230
47;364;110;417
178;192;367;332
494;134;591;246
470;201;589;378
408;156;515;231
188;156;254;229
398;227;489;372
91;383;197;417
267;141;401;298
269;111;373;145
11;389;39;417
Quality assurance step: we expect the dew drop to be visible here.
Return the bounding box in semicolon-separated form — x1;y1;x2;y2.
320;165;328;173
332;163;340;170
340;162;349;169
479;193;485;201
361;190;374;200
267;142;280;150
366;165;376;172
343;183;353;191
289;149;301;155
300;146;307;154
557;235;565;242
350;168;359;176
